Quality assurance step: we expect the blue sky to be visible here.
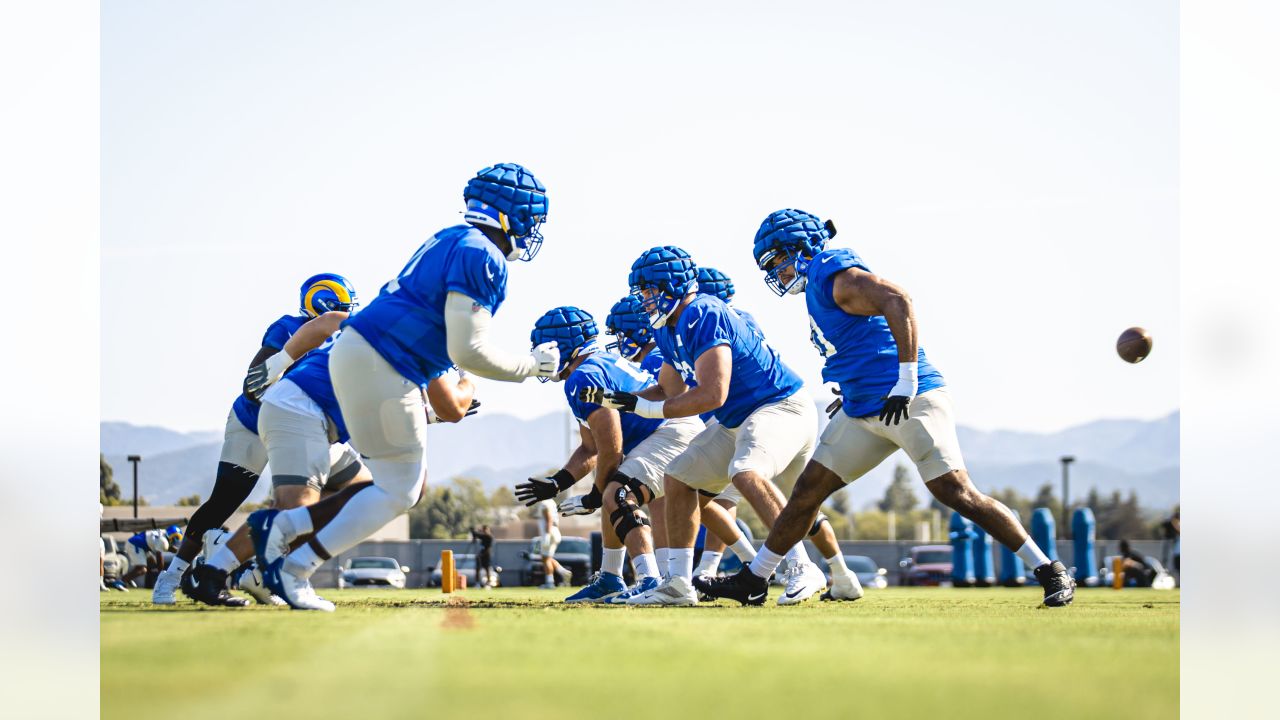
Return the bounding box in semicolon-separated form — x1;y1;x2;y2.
101;1;1178;433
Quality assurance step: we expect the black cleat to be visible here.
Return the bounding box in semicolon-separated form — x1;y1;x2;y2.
181;564;250;607
692;566;769;606
1033;560;1076;607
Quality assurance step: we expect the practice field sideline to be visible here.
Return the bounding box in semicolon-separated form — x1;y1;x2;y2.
101;587;1178;720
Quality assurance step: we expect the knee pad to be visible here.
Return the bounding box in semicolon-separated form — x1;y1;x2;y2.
608;471;650;503
608;488;651;543
808;512;829;538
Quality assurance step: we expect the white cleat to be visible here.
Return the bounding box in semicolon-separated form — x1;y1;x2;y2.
626;575;698;606
151;569;182;605
276;564;335;612
239;564;287;606
264;514;296;564
821;572;865;602
778;561;826;605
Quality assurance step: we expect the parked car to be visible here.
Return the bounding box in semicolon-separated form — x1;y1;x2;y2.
899;545;953;586
100;535;128;580
818;554;889;589
427;553;486;588
337;557;409;589
523;535;592;586
1099;554;1177;590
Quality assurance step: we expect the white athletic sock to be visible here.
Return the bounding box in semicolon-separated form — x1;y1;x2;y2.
826;552;852;579
695;551;723;576
284;544;325;579
634;553;659;580
312;482;413;562
669;548;695;579
784;542;811;567
207;544;240;573
748;546;785;580
602;547;626;576
655;548;671;578
165;556;190;575
730;537;757;563
278;506;313;539
1016;538;1052;569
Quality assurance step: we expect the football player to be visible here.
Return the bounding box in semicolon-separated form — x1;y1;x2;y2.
517;307;754;604
151;275;357;605
121;529;168;589
698;209;1073;607
581;246;829;606
264;163;559;610
693;267;862;598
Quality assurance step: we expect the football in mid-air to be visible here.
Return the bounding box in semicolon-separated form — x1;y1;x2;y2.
1116;327;1153;363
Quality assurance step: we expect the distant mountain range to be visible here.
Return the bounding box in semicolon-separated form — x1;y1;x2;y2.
101;409;1179;510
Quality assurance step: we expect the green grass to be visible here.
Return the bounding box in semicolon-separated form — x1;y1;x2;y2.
101;586;1178;720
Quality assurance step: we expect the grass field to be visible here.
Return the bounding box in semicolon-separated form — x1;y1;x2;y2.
101;586;1178;720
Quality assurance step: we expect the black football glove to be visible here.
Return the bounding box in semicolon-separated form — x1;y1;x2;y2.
825;388;843;419
514;469;576;507
243;364;271;402
578;387;638;413
879;395;911;426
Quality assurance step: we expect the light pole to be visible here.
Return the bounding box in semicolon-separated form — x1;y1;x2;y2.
127;455;142;519
1059;455;1075;538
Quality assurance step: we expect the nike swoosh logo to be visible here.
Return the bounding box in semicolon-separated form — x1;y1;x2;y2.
687;318;699;329
748;591;766;601
784;589;805;598
821;256;833;263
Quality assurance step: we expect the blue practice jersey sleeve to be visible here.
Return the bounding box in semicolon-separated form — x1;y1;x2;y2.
445;244;507;314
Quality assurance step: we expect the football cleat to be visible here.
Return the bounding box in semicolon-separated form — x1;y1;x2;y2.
109;579;128;592
626;575;698;606
246;509;280;568
151;568;182;605
778;561;827;605
181;564;250;607
604;576;660;605
693;566;769;606
820;572;865;602
564;572;627;603
1034;560;1076;607
265;558;334;612
262;509;297;564
238;562;287;606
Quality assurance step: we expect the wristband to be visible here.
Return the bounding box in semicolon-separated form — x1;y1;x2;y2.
634;398;666;419
898;361;919;394
263;350;295;382
551;469;576;491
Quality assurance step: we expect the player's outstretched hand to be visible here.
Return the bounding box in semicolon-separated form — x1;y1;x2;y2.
559;486;602;516
578;387;638;413
825;387;843;419
531;341;561;381
243;363;272;402
879;395;911;426
514;476;559;506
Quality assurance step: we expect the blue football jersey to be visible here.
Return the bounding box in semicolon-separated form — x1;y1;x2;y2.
281;346;349;444
564;353;662;455
345;225;507;387
231;314;310;435
126;532;148;552
653;294;804;429
805;247;944;418
639;347;665;382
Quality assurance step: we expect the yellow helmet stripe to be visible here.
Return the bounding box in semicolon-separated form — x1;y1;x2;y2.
304;280;351;314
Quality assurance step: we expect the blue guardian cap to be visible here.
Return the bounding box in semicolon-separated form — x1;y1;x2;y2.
628;246;699;328
531;306;599;382
696;266;735;303
604;294;654;361
463;162;548;262
752;209;837;296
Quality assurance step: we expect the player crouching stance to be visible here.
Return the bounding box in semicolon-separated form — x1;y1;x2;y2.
699;209;1073;607
585;247;856;606
261;163;559;611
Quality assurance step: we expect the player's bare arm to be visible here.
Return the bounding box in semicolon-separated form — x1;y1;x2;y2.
243;311;350;400
564;422;599;481
636;362;686;401
424;372;478;423
585;406;626;485
831;268;917;361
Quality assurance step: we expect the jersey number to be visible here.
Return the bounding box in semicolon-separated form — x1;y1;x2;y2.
382;234;443;295
809;315;838;359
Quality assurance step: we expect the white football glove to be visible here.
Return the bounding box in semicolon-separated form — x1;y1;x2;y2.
530;341;561;381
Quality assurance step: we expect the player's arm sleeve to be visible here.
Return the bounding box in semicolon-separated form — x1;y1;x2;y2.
689;306;734;359
444;292;536;381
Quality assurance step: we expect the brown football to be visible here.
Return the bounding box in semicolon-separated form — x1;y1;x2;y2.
1117;327;1153;363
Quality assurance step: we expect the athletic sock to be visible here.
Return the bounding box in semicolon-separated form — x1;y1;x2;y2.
669;548;695;579
602;547;626;577
207;544;240;573
165;556;190;575
655;548;671;578
695;551;723;576
1016;538;1052;570
278;506;313;539
748;546;785;580
634;553;659;580
826;551;852;579
784;542;811;567
283;544;325;579
730;537;757;563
